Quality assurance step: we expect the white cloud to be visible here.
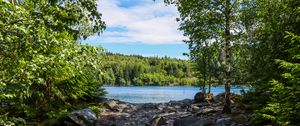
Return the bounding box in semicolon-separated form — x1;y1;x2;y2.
88;0;185;44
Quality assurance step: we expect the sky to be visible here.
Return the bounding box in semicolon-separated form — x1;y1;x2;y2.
84;0;189;59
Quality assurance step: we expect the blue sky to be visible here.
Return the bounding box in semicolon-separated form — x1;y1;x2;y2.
84;0;189;59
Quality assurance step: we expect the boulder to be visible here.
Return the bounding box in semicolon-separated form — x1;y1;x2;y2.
68;108;97;126
156;104;166;111
194;92;205;103
197;108;217;115
182;99;193;104
116;103;129;112
213;92;226;103
214;92;241;103
174;116;198;126
142;103;157;109
216;117;233;126
188;104;200;112
174;117;213;126
151;116;167;126
104;100;118;111
192;118;214;126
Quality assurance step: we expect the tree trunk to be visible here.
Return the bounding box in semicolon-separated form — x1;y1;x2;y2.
208;76;211;94
222;0;232;114
201;56;207;94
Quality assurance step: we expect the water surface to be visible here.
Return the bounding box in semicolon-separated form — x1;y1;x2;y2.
104;86;247;103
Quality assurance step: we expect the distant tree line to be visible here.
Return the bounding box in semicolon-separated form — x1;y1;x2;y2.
99;53;198;86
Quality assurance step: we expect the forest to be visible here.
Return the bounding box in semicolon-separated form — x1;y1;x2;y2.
99;53;198;86
1;0;300;125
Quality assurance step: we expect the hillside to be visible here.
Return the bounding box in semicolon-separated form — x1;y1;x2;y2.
99;53;198;86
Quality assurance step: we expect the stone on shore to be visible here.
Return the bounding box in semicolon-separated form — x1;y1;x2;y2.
194;92;205;103
62;93;250;126
68;108;97;126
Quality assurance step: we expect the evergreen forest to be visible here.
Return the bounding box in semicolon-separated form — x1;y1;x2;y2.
99;53;198;86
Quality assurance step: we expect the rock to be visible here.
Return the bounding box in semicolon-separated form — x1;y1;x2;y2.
216;117;233;126
192;118;214;126
194;92;205;103
104;100;118;111
232;114;247;124
174;116;198;126
116;103;129;112
142;103;158;109
158;112;176;117
174;105;181;109
123;104;137;113
214;92;241;104
213;92;226;103
157;104;166;111
188;104;200;112
166;106;176;112
197;108;217;115
68;108;97;126
191;104;200;109
177;112;192;118
165;120;175;126
182;99;193;104
95;119;114;126
151;116;167;126
89;97;249;126
137;117;151;126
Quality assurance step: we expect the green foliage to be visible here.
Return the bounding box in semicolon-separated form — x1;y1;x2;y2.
99;53;198;86
189;42;224;92
164;0;254;113
164;0;300;124
0;0;105;121
164;0;254;85
0;115;26;126
252;33;300;126
245;0;300;84
238;0;300;125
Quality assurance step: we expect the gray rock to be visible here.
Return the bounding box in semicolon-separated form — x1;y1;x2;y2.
174;116;198;126
216;117;233;126
104;100;118;111
142;103;158;109
158;112;176;117
182;99;193;104
189;104;200;112
116;103;129;112
194;92;205;103
174;105;181;109
151;116;167;126
68;108;97;126
95;119;114;126
192;118;213;126
157;104;166;111
213;92;226;103
91;96;249;126
177;112;192;118
197;108;217;115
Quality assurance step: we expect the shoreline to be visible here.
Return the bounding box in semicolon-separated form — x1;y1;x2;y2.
60;93;252;126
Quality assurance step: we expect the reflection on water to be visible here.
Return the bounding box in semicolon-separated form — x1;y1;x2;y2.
104;86;248;103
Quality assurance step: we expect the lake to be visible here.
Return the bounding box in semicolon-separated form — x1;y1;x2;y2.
104;86;248;103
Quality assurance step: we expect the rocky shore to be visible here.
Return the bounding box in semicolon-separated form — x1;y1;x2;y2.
62;93;251;126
